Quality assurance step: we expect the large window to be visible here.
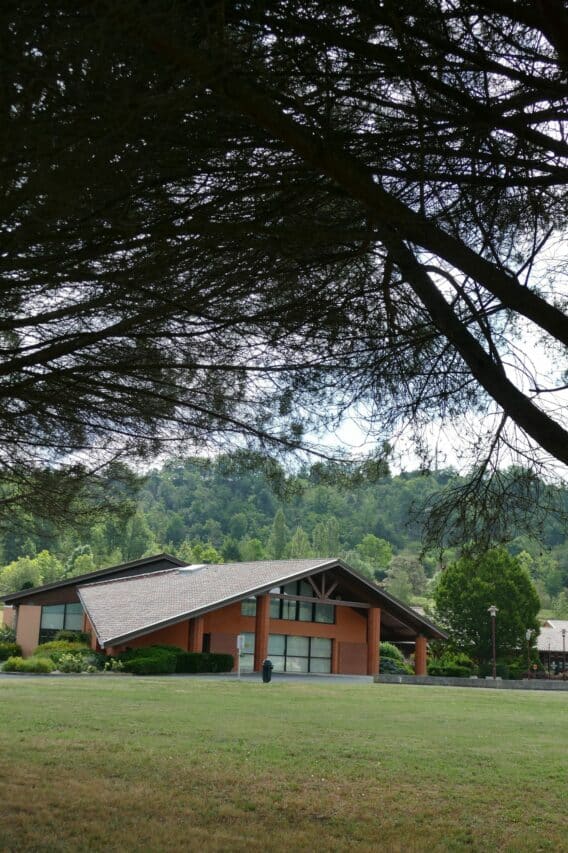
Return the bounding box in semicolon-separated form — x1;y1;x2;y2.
240;597;257;617
239;632;255;672
40;603;83;642
269;580;335;624
268;634;332;674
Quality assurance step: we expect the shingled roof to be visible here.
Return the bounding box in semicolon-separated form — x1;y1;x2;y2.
78;557;446;647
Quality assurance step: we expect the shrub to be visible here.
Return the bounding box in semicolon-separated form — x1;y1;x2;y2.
3;656;55;673
0;623;16;642
35;640;91;663
428;652;476;677
55;652;98;673
379;657;408;674
0;642;22;661
478;660;510;679
442;664;472;678
175;652;234;673
54;630;91;644
122;652;178;675
379;642;405;663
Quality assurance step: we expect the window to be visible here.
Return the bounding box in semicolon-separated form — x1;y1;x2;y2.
269;580;335;624
239;631;255;672
240;597;257;617
267;634;332;673
40;603;84;642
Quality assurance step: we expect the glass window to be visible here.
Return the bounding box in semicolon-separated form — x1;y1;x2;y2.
241;632;255;654
64;603;84;630
240;598;257;617
268;634;286;655
282;582;297;596
287;635;309;656
298;602;313;622
270;656;286;672
281;599;297;620
314;604;334;624
240;654;254;672
310;637;332;658
310;657;331;674
286;656;309;673
41;605;65;630
299;580;312;596
269;597;281;619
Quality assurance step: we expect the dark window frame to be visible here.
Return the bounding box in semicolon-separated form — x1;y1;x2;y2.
39;602;83;643
268;633;332;673
269;581;336;625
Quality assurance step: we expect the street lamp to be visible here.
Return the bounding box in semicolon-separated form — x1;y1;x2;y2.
525;628;533;678
562;628;566;681
488;605;498;679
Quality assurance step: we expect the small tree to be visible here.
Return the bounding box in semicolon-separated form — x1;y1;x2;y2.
434;548;540;663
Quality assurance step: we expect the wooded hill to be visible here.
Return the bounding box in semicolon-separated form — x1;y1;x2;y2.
1;456;567;614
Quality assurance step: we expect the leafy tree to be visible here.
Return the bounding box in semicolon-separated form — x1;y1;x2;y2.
387;556;428;596
239;538;267;562
268;510;289;559
434;548;540;662
356;535;393;579
287;527;313;559
383;566;414;604
1;2;568;539
0;550;63;594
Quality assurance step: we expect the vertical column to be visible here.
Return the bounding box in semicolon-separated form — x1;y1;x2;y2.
188;615;204;652
367;606;381;676
253;594;270;671
331;638;340;674
415;635;428;675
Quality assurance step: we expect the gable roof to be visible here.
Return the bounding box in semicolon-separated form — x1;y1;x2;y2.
1;552;186;604
78;557;447;647
537;621;568;653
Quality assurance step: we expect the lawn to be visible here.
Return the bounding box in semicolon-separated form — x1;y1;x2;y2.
0;678;566;852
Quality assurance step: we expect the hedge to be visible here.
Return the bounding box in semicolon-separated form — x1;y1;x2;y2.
121;648;178;675
34;640;92;663
3;656;55;673
0;642;22;661
175;652;234;674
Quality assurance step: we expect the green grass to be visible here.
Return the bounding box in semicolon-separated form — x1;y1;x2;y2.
0;678;567;852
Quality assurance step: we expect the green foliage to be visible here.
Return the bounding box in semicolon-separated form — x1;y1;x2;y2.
0;642;21;661
434;548;540;663
54;630;91;644
35;641;92;664
3;656;55;673
175;652;234;673
268;509;289;559
379;658;410;674
379;642;405;663
0;622;16;642
121;650;178;675
56;652;98;673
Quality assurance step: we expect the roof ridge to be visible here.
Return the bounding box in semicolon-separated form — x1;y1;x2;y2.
77;566;179;590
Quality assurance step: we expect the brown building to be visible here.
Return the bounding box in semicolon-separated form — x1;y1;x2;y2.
3;554;446;675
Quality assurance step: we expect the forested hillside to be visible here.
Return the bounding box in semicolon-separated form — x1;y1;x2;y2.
1;456;567;614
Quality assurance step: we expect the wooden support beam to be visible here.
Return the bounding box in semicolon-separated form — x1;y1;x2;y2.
270;593;370;609
253;593;270;671
188;615;204;653
307;576;323;598
367;607;381;675
415;635;428;675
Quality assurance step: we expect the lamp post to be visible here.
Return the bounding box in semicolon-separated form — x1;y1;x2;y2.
525;628;533;678
488;605;498;679
562;628;566;681
548;641;551;677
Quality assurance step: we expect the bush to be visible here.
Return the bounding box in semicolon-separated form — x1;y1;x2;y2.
122;651;178;675
0;623;16;642
175;652;234;673
0;642;22;661
3;656;55;673
35;640;91;663
478;660;510;679
379;642;405;663
54;630;91;644
380;657;409;674
55;652;99;673
428;652;476;678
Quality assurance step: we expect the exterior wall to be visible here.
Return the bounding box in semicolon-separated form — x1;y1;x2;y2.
102;600;370;674
15;605;42;657
1;606;14;629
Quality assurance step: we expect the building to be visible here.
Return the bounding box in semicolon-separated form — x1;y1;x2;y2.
2;554;446;675
536;620;568;674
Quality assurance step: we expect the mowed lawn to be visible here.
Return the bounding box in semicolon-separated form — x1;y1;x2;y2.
0;678;567;852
